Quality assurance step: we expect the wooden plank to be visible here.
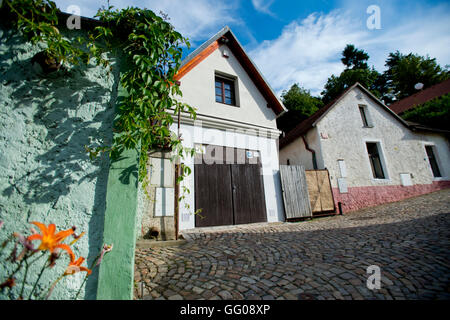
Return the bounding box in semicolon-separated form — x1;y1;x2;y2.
298;167;312;217
231;164;267;224
317;170;334;211
305;170;321;213
195;164;234;227
280;165;312;219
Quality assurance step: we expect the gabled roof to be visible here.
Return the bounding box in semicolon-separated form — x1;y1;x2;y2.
174;26;286;116
279;83;412;149
387;78;450;114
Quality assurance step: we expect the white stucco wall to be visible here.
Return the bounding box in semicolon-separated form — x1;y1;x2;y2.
314;87;450;188
177;43;278;130
279;127;324;169
171;123;285;230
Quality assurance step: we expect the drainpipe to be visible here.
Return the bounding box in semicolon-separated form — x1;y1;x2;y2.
302;135;318;170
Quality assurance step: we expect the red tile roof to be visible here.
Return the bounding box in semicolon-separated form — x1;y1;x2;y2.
387;78;450;114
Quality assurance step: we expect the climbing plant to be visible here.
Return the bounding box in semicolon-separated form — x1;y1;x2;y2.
91;6;197;185
2;1;197;190
2;0;107;68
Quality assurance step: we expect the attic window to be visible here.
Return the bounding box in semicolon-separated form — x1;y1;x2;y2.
215;76;236;105
359;105;372;127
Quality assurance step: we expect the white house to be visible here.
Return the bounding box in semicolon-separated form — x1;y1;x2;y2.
140;26;287;236
279;83;450;213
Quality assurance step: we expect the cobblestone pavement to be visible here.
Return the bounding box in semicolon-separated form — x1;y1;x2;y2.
134;190;450;300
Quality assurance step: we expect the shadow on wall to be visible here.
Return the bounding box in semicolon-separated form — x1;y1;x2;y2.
0;27;120;299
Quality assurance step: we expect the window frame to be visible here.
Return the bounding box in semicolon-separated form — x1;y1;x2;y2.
358;104;373;128
215;75;237;106
364;140;389;180
424;144;443;179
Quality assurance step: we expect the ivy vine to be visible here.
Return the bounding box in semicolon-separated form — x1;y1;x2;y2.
2;1;197;205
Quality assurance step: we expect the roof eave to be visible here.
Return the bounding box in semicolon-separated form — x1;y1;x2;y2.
176;26;286;116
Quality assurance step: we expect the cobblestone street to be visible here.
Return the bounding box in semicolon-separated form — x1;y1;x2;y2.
134;189;450;300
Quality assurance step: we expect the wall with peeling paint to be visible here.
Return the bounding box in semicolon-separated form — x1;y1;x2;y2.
0;25;120;300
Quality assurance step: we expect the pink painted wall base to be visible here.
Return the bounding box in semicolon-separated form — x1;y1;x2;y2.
332;181;450;214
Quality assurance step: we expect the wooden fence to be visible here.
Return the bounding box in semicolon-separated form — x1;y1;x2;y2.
280;166;335;220
280;165;312;219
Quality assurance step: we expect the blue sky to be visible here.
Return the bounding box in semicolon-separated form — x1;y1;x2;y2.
53;0;450;96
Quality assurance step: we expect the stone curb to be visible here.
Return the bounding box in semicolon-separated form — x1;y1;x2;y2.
136;239;187;248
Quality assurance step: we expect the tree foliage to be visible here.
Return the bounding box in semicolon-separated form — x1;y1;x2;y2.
3;0;197;189
383;51;449;100
91;6;196;183
320;44;449;105
341;44;369;70
321;67;382;104
401;93;450;130
320;44;388;104
2;0;106;67
280;83;323;113
277;84;323;133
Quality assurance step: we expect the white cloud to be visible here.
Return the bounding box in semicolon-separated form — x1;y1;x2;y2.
360;4;450;72
132;0;240;42
248;4;450;97
251;0;275;16
52;0;241;43
249;10;367;96
52;0;450;96
52;0;103;18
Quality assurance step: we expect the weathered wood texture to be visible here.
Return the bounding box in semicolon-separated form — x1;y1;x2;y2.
305;169;335;213
280;165;312;219
195;164;234;227
194;162;266;227
231;164;267;225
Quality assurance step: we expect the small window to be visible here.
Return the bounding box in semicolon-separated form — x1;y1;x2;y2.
215;76;235;105
366;142;386;179
425;145;442;178
359;105;370;127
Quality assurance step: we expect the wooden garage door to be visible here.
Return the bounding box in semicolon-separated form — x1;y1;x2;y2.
194;164;234;228
231;164;267;225
194;156;267;227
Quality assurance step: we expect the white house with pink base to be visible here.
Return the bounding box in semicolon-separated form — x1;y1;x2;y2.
279;83;450;213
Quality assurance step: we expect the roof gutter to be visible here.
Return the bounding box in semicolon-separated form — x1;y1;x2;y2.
275;108;287;119
302;135;318;170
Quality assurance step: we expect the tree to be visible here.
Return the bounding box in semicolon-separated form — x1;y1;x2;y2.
281;83;323;113
341;44;369;70
321;67;381;104
401;93;450;130
277;83;323;133
384;51;449;100
321;44;389;104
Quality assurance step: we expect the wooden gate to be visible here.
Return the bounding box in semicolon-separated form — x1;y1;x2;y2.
194;164;234;227
305;169;335;214
279;165;312;220
231;164;267;225
194;149;267;227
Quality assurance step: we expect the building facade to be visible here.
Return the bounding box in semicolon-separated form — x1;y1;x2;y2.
138;27;286;236
280;83;450;213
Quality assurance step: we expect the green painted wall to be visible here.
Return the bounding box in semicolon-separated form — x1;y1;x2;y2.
95;71;141;299
96;145;140;300
0;25;121;300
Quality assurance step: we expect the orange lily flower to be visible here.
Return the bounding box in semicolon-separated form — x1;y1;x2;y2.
64;257;92;276
27;222;75;261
